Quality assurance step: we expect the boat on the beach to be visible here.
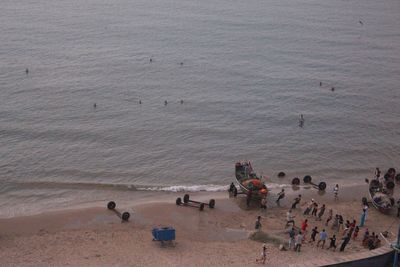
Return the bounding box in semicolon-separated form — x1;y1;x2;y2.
367;179;395;214
235;161;267;197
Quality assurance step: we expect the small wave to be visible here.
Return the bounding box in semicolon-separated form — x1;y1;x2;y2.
138;184;229;192
7;180;296;194
139;182;292;192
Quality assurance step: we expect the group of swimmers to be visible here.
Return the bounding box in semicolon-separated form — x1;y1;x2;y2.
92;99;184;108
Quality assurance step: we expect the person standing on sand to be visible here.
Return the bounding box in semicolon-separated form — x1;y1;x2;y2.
331;214;339;231
325;209;333;226
359;205;368;227
260;196;267;213
291;195;302;209
333;184;339;201
317;204;326;221
375;167;381;179
311;203;319;217
256;243;267;264
286;209;296;227
327;235;337;251
247;190;253;207
339;234;351;252
317;229;328;248
295;232;303;252
353;226;360;240
288;228;296;250
338;215;344;232
301;219;308;240
303;199;314;215
310;226;319;243
255;216;262;232
276;189;285;205
362;228;370;245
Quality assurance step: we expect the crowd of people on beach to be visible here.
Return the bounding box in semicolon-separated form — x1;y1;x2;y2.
282;191;384;254
249;183;390;265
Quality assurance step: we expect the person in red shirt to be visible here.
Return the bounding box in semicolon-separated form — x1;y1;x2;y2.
301;219;308;240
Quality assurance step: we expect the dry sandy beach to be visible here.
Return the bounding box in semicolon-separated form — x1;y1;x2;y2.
0;187;398;267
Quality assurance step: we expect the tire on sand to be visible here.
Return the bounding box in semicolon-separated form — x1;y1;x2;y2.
303;175;312;184
107;201;116;210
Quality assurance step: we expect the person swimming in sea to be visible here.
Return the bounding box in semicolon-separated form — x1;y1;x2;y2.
299;114;305;127
164;100;168;106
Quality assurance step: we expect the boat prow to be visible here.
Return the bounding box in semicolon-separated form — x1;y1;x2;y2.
235;161;267;197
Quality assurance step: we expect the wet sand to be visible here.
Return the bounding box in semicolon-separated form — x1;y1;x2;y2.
0;186;398;266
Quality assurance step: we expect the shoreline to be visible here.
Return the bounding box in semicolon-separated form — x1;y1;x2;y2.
1;185;398;266
0;180;390;219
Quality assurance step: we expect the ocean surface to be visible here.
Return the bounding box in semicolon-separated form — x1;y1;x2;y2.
1;0;400;217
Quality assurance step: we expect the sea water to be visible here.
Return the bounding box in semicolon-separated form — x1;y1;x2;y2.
1;0;400;217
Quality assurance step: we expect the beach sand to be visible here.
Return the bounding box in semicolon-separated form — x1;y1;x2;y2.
0;187;398;266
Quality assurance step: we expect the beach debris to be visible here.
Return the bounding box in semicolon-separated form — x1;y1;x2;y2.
183;194;215;209
359;20;364;26
107;201;130;222
152;227;176;246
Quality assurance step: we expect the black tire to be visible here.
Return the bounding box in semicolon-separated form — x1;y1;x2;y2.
121;212;130;221
395;174;400;183
362;197;368;205
303;175;312;184
107;201;116;210
370;180;380;188
318;182;327;191
209;199;215;209
386;181;395;190
292;177;300;185
183;194;190;204
199;203;205;211
278;172;286;178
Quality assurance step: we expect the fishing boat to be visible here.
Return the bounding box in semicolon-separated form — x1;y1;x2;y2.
367;179;394;214
235;161;267;197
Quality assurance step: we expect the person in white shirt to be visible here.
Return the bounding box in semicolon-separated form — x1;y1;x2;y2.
333;184;339;201
286;209;295;227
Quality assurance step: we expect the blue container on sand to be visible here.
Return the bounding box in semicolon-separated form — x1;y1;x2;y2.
152;227;175;241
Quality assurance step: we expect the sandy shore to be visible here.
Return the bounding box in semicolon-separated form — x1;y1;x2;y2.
0;186;398;266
